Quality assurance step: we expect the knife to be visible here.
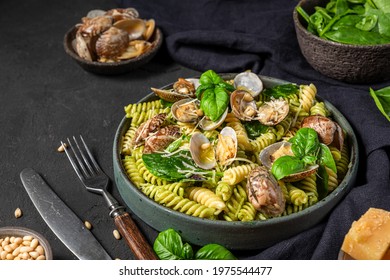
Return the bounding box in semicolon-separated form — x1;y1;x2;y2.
20;168;111;260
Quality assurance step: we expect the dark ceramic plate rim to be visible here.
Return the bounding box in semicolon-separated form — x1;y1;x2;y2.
63;25;163;66
113;74;359;228
294;0;390;49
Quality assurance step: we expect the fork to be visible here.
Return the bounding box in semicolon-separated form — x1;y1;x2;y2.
61;135;157;260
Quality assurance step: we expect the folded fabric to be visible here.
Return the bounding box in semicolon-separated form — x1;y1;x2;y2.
116;0;390;260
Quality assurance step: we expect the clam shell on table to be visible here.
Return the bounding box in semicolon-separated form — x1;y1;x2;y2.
190;132;216;170
234;72;263;97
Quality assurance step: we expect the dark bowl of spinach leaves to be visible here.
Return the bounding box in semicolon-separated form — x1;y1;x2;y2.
112;74;359;251
294;0;390;83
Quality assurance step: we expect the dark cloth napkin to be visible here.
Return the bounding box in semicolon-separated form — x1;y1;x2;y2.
116;0;390;259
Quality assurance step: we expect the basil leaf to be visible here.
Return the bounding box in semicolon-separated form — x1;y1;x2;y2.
271;156;306;180
200;87;229;122
317;165;329;200
319;143;337;173
199;69;224;86
142;151;206;181
243;121;269;139
289;128;320;159
195;83;213;99
195;244;237;260
369;87;390;121
262;84;299;99
217;81;235;92
153;228;194;260
160;99;173;108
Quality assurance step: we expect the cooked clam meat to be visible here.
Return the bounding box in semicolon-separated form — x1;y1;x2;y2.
171;98;202;123
257;98;289;126
246;166;285;216
230;89;258;121
259;142;294;170
173;78;196;96
151;78;197;102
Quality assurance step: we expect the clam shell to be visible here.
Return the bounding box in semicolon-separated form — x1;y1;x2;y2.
151;88;189;103
95;27;129;59
283;164;319;182
234;72;263;97
257;98;289;126
216;127;238;166
259;141;293;170
75;32;93;61
301;116;337;146
114;18;146;41
230;89;258;121
171;98;201;123
117;40;151;60
86;9;106;18
198;108;228;131
143;19;155;41
190;132;216;170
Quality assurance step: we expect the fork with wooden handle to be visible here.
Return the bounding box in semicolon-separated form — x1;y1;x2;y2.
61;135;158;260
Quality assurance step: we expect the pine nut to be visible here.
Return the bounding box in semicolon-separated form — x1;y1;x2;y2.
10;243;18;250
4;245;12;253
30;239;38;249
12;247;21;257
14;237;23;245
6;253;14;260
36;255;46;260
57;143;67;152
84;221;92;230
21;252;29;260
1;251;7;260
14;208;23;219
10;237;15;243
113;229;121;240
20;246;33;253
22;240;31;246
14;257;21;260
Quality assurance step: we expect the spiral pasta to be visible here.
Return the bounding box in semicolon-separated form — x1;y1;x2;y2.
299;83;317;113
223;184;247;221
337;144;350;182
325;166;338;192
222;163;258;185
136;158;168;186
225;113;252;151
286;183;308;206
250;131;276;153
215;181;234;201
310;101;328;117
122;156;144;187
237;202;257;221
125;100;163;118
121;126;137;155
186;187;226;214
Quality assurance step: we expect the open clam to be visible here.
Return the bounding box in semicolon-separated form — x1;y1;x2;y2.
171;98;202;123
230;89;258;121
246;166;285;216
215;127;238;166
257;98;289;126
151;78;197;103
189;132;216;170
198;108;228;131
113;18;146;41
259;141;318;182
234;72;263;97
301;116;344;150
259;141;294;170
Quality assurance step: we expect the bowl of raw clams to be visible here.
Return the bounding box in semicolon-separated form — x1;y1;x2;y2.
113;70;359;250
64;8;163;75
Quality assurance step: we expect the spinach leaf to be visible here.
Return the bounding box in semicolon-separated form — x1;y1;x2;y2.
370;87;390;121
142;150;208;181
372;0;390;13
355;14;378;31
288;128;320;160
153;228;193;260
324;26;390;44
262;84;299;99
331;14;363;30
319;144;337;173
243;121;269;139
317;165;329;200
195;244;237;260
365;4;390;37
271;156;306;181
336;0;349;15
200;87;229;122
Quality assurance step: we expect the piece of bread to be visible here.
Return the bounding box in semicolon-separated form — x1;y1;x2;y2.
341;208;390;260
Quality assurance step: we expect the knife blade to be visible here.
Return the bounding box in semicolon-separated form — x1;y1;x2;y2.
20;168;111;260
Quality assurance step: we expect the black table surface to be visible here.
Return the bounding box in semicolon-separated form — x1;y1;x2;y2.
0;0;200;260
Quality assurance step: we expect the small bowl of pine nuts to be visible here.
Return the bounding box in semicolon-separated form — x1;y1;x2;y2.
0;227;53;260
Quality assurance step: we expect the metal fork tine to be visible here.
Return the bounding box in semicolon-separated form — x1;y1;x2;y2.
61;140;86;182
67;137;91;178
73;136;95;175
80;135;103;174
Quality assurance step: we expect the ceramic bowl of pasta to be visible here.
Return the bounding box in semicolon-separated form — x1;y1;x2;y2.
294;0;390;83
113;71;359;250
64;8;163;75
